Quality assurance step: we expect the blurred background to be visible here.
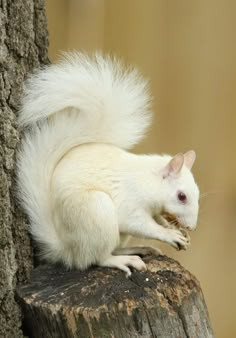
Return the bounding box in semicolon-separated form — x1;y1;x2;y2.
46;1;236;336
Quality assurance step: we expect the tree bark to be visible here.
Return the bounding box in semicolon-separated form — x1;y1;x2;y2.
17;255;214;338
0;1;48;337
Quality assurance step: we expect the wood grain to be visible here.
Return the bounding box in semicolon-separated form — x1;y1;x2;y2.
17;254;214;338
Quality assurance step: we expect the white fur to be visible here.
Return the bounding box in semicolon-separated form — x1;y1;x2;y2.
19;52;152;149
17;52;199;275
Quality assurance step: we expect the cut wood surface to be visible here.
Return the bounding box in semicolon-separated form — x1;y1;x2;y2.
17;254;214;338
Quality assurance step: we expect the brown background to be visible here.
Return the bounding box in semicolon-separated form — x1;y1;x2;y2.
46;1;236;337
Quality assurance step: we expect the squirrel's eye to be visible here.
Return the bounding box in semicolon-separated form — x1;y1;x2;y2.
177;191;187;203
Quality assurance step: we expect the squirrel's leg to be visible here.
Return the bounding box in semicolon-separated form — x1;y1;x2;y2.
59;190;119;269
114;233;162;256
63;191;147;275
113;246;162;256
120;212;190;250
155;214;171;228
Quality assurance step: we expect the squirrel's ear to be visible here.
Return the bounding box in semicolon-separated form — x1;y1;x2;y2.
163;153;184;178
184;150;196;170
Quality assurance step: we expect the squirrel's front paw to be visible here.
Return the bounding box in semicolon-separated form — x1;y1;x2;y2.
163;228;190;250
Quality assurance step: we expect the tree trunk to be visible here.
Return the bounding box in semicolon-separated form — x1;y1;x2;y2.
17;255;214;338
0;1;48;337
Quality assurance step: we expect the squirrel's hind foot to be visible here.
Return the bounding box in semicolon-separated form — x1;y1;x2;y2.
99;254;147;277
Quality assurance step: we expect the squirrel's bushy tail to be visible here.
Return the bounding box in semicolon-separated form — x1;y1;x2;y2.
17;52;152;261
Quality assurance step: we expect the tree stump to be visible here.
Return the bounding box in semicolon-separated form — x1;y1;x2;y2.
17;255;214;338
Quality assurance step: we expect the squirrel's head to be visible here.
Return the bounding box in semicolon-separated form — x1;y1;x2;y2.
160;151;199;230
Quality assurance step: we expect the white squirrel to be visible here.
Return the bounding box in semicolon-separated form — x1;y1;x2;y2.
17;52;199;276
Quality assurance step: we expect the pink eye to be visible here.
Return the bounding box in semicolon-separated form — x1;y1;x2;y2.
177;191;187;203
